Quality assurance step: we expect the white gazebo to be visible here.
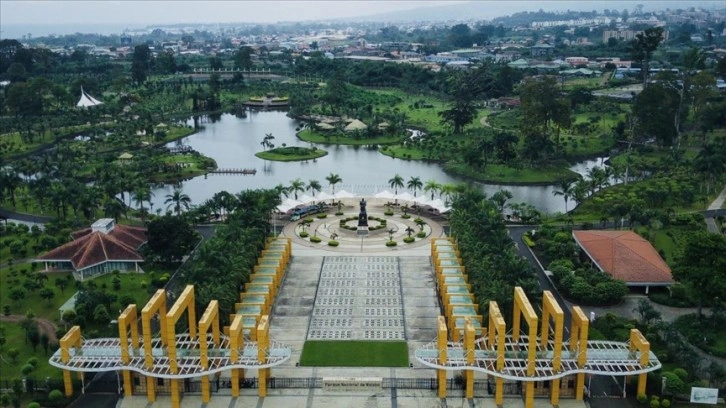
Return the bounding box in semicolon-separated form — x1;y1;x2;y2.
344;119;367;132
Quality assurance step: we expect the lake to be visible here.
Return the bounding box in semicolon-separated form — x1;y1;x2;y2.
147;111;607;215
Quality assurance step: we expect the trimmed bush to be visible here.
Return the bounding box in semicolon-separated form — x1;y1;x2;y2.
637;394;648;405
299;231;309;238
385;240;397;247
416;231;426;238
661;400;670;408
403;237;415;244
384;211;394;216
316;213;327;219
49;389;63;401
328;240;339;247
401;214;411;219
335;212;344;216
310;236;322;243
522;234;536;247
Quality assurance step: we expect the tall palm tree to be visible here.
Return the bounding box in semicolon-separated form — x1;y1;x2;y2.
104;198;126;222
274;183;291;198
439;183;458;205
552;179;574;213
325;173;342;195
388;174;404;194
289;178;306;200
424;179;441;201
407;176;423;197
165;188;192;215
307;180;322;197
133;185;153;214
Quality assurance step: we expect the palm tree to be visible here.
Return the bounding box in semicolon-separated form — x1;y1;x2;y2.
490;189;513;213
552;179;574;213
289;178;305;200
424;179;441;201
407;176;423;197
103;198;126;222
439;183;458;205
388;174;404;194
325;173;342;195
261;133;275;150
133;185;153;217
275;183;291;198
165;188;192;215
307;180;322;197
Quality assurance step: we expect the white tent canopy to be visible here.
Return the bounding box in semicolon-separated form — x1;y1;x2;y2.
334;190;356;199
426;198;451;213
316;191;334;201
297;194;315;204
374;190;395;200
277;198;303;213
76;87;103;108
395;192;416;203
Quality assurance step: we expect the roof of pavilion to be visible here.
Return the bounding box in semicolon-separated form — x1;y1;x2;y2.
572;230;673;285
37;224;146;271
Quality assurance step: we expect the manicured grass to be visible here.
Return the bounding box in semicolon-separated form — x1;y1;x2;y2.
298;129;404;145
300;341;409;367
255;146;328;161
0;324;61;380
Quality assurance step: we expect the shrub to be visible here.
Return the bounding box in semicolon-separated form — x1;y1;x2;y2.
416;232;426;238
522;234;536;247
27;357;38;367
384;211;394;216
661;400;670;408
316;214;327;219
48;389;63;401
403;237;415;243
637;394;648;404
401;214;411;219
672;368;688;381
328;240;339;247
310;236;322;243
650;400;660;408
662;372;687;395
385;240;397;247
299;231;309;238
21;364;34;376
335;212;344;216
28;403;40;408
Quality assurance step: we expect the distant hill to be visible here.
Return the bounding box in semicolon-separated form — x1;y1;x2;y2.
348;1;720;23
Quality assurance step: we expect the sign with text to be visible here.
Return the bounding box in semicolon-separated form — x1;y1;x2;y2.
323;377;382;392
690;387;719;404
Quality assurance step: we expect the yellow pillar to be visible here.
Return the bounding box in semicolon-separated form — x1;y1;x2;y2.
63;370;73;397
202;376;210;403
146;376;156;402
525;382;535;408
571;307;589;401
437;316;448;398
630;329;651;396
170;379;180;408
464;317;475;399
258;315;270;397
122;371;133;397
230;315;243;398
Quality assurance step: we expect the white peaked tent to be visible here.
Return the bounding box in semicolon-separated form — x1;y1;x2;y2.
334;190;355;200
297;194;315;205
374;190;395;200
395;192;416;203
76;87;103;108
316;191;334;201
277;198;303;213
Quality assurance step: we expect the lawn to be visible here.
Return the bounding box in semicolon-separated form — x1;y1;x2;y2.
300;341;409;367
298;129;404;145
255;146;328;162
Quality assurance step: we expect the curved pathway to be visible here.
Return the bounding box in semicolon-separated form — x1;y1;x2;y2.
0;314;59;343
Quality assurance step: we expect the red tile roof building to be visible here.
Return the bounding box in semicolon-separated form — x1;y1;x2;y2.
36;219;147;281
572;230;674;292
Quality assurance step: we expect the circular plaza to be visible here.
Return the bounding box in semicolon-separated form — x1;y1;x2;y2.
280;196;446;252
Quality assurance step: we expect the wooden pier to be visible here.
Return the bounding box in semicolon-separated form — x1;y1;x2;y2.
208;168;257;175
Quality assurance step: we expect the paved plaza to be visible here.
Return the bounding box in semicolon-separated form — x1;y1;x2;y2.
118;199;587;408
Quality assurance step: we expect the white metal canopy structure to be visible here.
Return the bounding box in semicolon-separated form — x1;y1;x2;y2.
48;331;291;378
415;333;661;381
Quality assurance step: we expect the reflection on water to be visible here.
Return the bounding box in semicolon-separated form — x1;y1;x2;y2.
147;111;609;214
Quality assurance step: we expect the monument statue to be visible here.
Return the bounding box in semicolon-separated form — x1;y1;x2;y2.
358;198;368;227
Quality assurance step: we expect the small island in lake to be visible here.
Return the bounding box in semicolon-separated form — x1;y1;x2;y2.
244;93;289;108
255;146;328;162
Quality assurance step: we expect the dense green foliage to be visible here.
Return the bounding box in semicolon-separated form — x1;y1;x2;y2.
179;189;280;324
448;188;539;317
255;146;328;161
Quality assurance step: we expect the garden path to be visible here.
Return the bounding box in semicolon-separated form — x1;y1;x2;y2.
0;314;59;343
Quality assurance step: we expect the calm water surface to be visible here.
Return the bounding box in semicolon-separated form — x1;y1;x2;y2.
147;111;607;214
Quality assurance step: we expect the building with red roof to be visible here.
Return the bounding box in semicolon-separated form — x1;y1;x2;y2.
36;219;147;281
572;230;674;293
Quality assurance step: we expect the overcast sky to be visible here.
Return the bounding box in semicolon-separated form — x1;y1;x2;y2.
1;1;467;26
